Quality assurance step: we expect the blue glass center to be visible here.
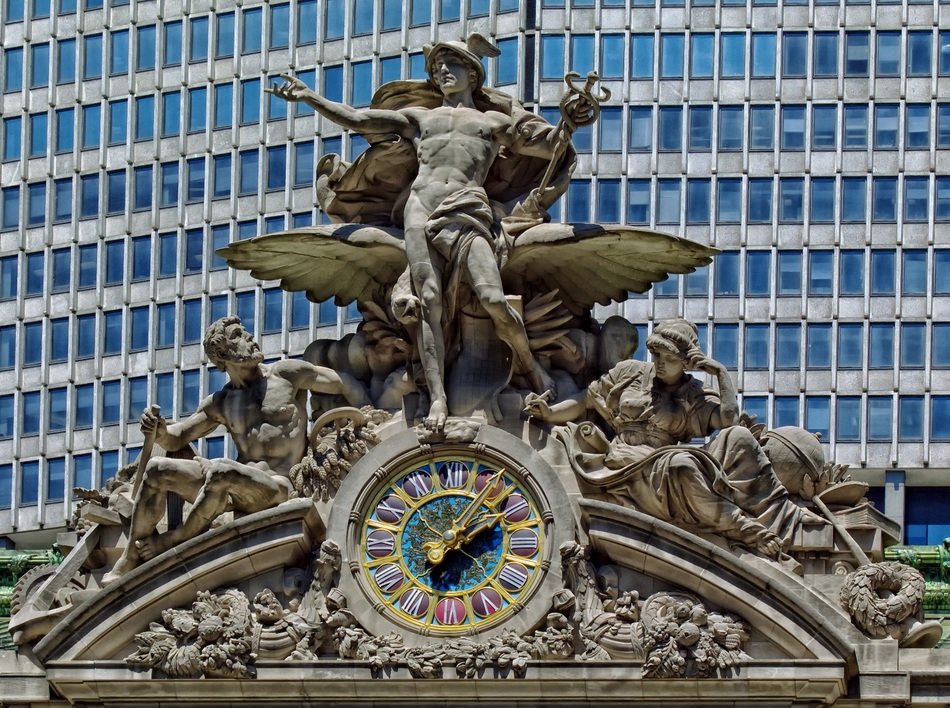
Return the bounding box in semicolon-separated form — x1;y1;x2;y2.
401;494;503;593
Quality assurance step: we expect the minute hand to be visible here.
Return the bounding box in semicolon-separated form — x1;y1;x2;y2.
454;469;505;531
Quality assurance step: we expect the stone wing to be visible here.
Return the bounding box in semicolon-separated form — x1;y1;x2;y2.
502;223;718;315
217;224;408;305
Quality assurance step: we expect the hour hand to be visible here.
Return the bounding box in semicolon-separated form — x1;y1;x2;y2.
461;512;504;544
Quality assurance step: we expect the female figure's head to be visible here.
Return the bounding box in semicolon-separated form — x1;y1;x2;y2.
646;319;702;385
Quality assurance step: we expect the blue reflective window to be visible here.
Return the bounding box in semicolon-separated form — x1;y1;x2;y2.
79;173;98;218
744;325;769;369
779;178;804;223
906;104;930;149
0;326;13;368
715;251;739;296
716;178;740;223
867;397;892;441
630;34;654;79
720;33;745;78
213;154;231;198
83;34;102;78
869;250;896;295
188;87;207;133
294;141;314;187
159;162;178;206
813;32;838;76
20;460;39;504
380;56;400;85
240;78;260;124
24;252;42;294
541;35;564;80
137;25;156;70
659;34;684;78
902;250;926;295
837;397;861;441
869;323;894;368
2;116;21;160
213;82;233;128
898;396;923;441
656;179;680;224
5;0;23;21
48;391;67;435
807;323;832;367
51;248;69;291
809;251;833;295
110;29;129;75
129;306;148;351
216;12;235;57
901;323;926;368
657;106;682;151
75;315;95;359
782;32;806;77
26;183;45;226
55;107;74;152
0;397;11;440
690;33;713;78
872;177;897;222
904;177;929;222
131;235;150;280
184;228;202;272
775;323;800;368
52;178;70;222
29;112;47;157
0;256;15;299
751;33;775;77
713;324;738;369
805;397;830;440
409;0;429;26
108;99;127;144
30;42;49;87
161;91;181;137
156;302;175;346
747;178;772;223
190;15;209;61
876;31;900;76
102;311;122;355
4;47;23;94
840;252;863;295
101;379;121;425
746;251;771;296
242;6;262;53
597;179;620;223
351;0;371;34
938;178;950;222
845;31;869;76
810;177;835;222
627;179;650;224
774;397;799;428
265;146;286;191
780;105;805;150
600;34;624;80
1;186;19;229
186;158;204;203
874;104;899;148
78;244;96;288
841;177;866;222
812;105;837;149
907;31;932;76
182;299;202;343
351;61;372;107
23;321;42;365
628;107;652;151
158;232;177;276
127;376;148;423
838;323;864;368
719;106;743;150
73;454;93;492
239;149;258;194
133;165;152;211
571;34;594;75
688;106;712;151
685;179;710;224
380;0;399;30
163;20;182;66
104;239;123;284
749;105;773;150
236;291;255;332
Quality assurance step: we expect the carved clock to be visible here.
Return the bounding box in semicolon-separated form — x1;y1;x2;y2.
328;428;574;644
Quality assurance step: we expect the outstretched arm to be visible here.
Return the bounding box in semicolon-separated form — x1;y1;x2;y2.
269;74;415;139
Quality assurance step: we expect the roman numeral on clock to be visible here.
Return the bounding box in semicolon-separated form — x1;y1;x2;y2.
374;563;405;593
402;470;432;498
499;562;529;590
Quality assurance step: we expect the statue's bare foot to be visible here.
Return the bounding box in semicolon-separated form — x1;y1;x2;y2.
135;531;180;561
102;553;138;586
423;398;448;433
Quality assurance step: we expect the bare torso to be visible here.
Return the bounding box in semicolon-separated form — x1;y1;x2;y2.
402;105;512;223
212;362;308;475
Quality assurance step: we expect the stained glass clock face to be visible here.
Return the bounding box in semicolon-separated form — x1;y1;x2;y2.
358;455;545;634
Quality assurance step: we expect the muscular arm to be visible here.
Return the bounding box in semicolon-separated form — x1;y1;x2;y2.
157;395;224;452
270;74;416;139
282;360;372;408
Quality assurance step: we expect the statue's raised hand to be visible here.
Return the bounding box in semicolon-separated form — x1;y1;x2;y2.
268;73;311;103
685;347;726;376
140;407;167;438
524;390;554;420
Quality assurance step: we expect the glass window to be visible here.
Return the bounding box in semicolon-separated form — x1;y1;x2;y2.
630;34;654;79
133;95;154;141
270;3;289;47
2;46;22;93
187;87;207;133
656;179;680;224
102;310;122;355
240;78;260;124
841;177;866;222
719;106;743;151
775;323;801;368
137;25;156;70
2;115;20;160
189;16;209;62
774;397;799;428
129;305;149;351
869;250;895;295
838;323;864;368
83;34;102;79
79;173;98;218
715;251;739;295
902;250;926;295
216;12;235;57
163;20;182;66
720;33;744;78
0;326;13;368
28;112;47;157
901;323;925;368
104;239;123;284
813;32;838;77
905;104;929;149
184;228;202;272
805;397;830;440
938;177;950;222
30;42;49;88
496;37;519;85
809;251;833;295
20;460;39;504
571;35;594;76
541;35;564;80
75;314;95;359
837;397;861;441
751;33;776;77
744;325;769;369
186;158;204;203
159;161;178;207
745;251;771;296
156;302;175;346
777;251;802;295
108;99;128;145
109;29;129;75
839;250;864;295
101;379;120;425
598;107;622;153
867;397;892;441
869;323;894;368
182;299;202;343
934;323;950;368
748;178;772;223
158;231;177;276
782;32;806;77
876;31;900;76
874;104;899;148
688;106;712;150
77;244;96;288
810;177;835;222
843;104;868;149
779;178;804;223
627;179;650;224
807;323;832;367
236;291;255;333
657;106;682;151
213;154;231;198
780;105;805;150
567;180;591;222
25;183;44;226
712;324;738;370
161;90;181;137
0;397;11;440
131;235;150;280
904;176;929;222
845;31;869;76
907;31;932;76
938;104;950;147
597;179;620;223
628;107;652;151
380;0;399;30
23;320;42;365
898;396;923;441
686;179;710;224
749;105;774;150
872;177;897;222
239;149;258;194
241;7;262;53
213;82;233;129
133;165;151;211
659;34;684;78
812;105;837;149
51;248;69;291
717;178;740;223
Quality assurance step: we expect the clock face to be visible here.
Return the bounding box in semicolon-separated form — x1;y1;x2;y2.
357;454;545;635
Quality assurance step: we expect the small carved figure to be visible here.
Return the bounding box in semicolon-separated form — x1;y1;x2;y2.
526;319;806;557
103;317;369;584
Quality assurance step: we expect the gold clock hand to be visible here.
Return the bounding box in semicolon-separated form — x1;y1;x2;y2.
423;469;506;566
454;469;504;531
461;511;504;545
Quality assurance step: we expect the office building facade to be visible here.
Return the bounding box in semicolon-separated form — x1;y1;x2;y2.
0;0;947;546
